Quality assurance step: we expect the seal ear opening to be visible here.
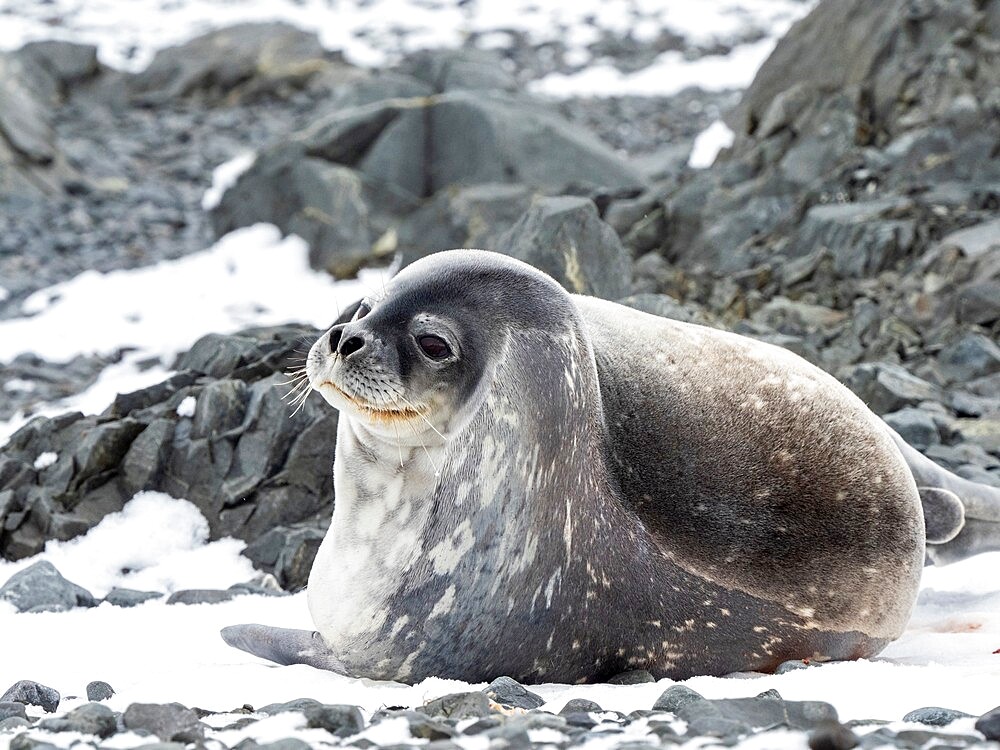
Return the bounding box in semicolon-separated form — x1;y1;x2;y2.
919;487;965;544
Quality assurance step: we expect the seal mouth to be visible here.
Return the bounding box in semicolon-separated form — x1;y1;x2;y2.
319;380;424;423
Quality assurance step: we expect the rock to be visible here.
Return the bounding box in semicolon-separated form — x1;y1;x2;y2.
977;706;1000;741
679;697;838;737
789;199;915;279
166;589;237;605
395;183;532;267
496;196;632;299
619;294;698;323
38;703;117;738
0;560;97;612
883;409;940;451
775;659;816;674
242;524;326;592
560;699;603;716
17;41;100;93
483;677;544;710
956;282;1000;326
953;418;1000;456
258;698;324;716
86;681;115;702
607;670;655;685
418;692;493;720
103;588;163;607
212;152;374;279
652;686;705;714
129;23;333;104
902;707;973;726
937;218;1000;261
808;720;859;750
399;48;517;93
1;680;60;713
841;363;943;415
303;703;365;737
0;702;27;721
122;702;205;743
937;334;1000;383
751;297;846;337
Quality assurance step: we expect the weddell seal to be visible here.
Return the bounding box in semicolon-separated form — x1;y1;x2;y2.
222;249;1000;683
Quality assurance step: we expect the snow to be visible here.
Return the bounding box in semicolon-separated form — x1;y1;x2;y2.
0;224;385;446
176;395;197;418
688;120;736;169
32;452;58;470
0;0;814;98
202;153;256;212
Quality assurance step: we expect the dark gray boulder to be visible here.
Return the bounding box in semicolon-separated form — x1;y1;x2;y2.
398;48;518;93
496;196;632;300
652;686;705;714
1;680;60;713
395;183;532;267
883;408;941;450
977;705;1000;741
841;363;943;415
103;588;163;607
0;325;338;561
122;703;205;743
242;524;326;591
482;677;544;710
38;703;117;738
937;333;1000;383
128;22;336;104
303;704;365;737
0;561;97;612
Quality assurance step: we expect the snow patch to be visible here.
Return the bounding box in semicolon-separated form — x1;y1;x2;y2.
202;152;256;211
176;395;198;418
32;451;58;470
0;491;255;598
688;119;735;168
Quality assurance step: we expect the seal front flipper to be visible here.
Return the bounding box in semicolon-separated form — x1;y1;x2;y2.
221;624;346;672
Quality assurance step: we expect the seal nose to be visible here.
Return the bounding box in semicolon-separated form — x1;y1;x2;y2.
339;336;365;357
327;326;344;353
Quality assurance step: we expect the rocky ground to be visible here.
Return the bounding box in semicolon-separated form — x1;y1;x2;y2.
2;671;1000;750
1;0;1000;747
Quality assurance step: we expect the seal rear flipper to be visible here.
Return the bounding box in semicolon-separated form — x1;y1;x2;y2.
889;429;1000;564
919;487;964;544
221;624;346;672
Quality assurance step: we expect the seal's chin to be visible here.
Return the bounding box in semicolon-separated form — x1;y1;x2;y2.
316;379;424;425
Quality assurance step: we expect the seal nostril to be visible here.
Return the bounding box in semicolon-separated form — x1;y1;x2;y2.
328;328;343;353
339;336;365;357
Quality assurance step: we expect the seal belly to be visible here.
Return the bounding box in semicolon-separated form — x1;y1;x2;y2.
575;296;924;650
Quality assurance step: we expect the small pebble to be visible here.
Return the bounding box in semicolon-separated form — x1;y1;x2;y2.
652;685;704;713
560;698;602;715
903;706;973;726
607;669;655;685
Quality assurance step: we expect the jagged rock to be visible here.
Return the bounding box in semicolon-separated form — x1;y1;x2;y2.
418;692;493;720
395;183;532;267
398;48;518;93
937;333;1000;383
883;408;941;451
243;524;326;591
129;23;336;104
482;677;544;709
0;561;97;612
841;363;943;415
1;680;60;713
496;196;632;299
38;703;117;738
790;199;915;278
936;218;1000;262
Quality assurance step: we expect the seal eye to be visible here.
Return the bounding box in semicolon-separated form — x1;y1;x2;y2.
355;303;370;320
418;335;451;360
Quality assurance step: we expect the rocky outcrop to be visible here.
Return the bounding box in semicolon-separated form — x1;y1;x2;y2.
0;326;336;563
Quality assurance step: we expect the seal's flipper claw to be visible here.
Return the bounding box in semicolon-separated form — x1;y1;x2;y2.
221;624;346;673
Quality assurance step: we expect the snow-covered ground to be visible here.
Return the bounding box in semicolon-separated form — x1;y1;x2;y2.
0;224;384;445
0;0;813;97
1;492;999;748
